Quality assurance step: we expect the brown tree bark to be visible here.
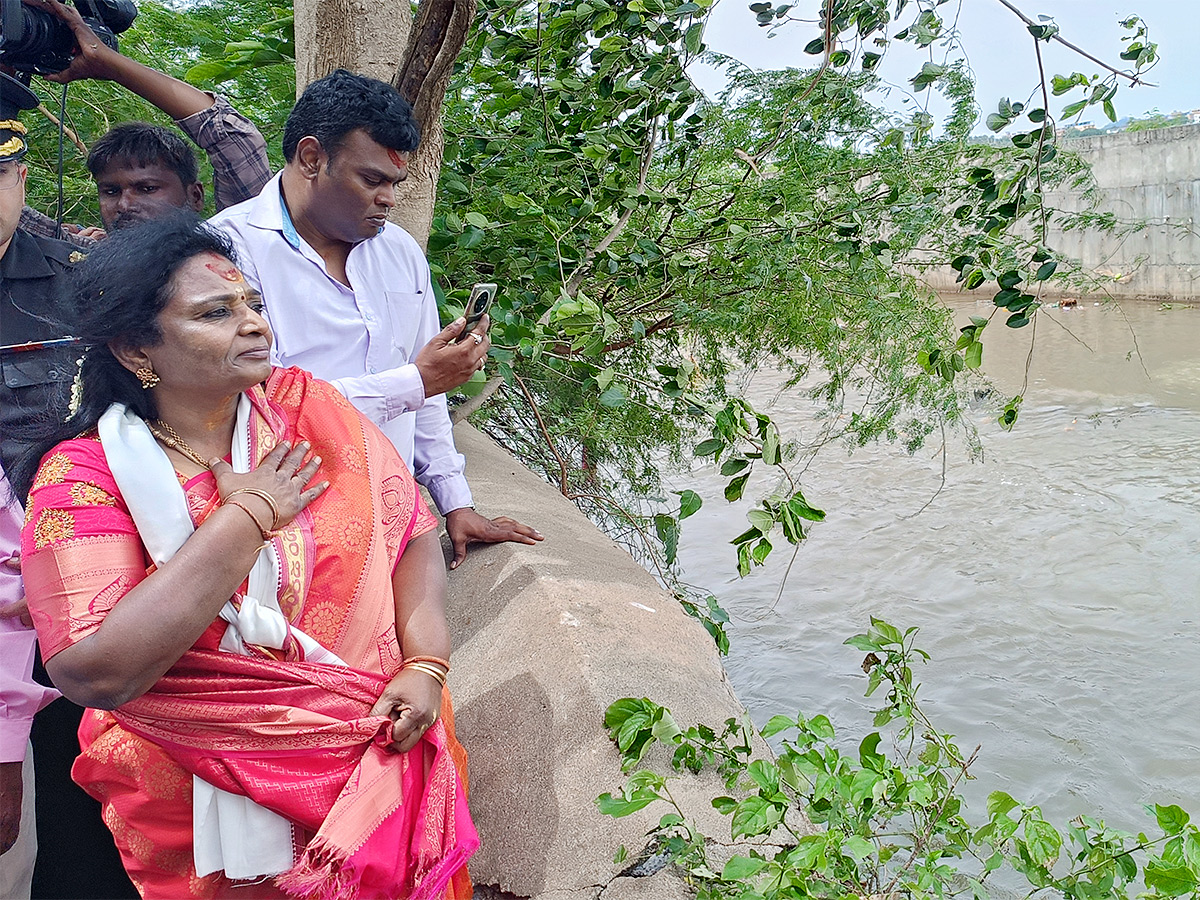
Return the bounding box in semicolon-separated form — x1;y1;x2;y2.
292;0;476;250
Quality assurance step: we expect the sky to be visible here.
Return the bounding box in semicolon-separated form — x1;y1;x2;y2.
687;0;1199;134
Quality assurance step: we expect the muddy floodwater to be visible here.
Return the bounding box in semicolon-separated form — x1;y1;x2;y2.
674;296;1200;833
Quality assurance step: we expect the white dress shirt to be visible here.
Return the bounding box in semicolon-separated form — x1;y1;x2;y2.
210;173;472;514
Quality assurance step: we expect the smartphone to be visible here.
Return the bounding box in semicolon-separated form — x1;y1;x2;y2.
456;282;497;343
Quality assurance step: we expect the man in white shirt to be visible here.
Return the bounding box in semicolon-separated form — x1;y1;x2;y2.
211;69;541;567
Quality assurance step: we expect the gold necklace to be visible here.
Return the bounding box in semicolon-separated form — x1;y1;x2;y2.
148;420;212;469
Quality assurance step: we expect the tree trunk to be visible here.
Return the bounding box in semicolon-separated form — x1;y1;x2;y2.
292;0;476;251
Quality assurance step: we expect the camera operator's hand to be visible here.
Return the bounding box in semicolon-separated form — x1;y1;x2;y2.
413;314;491;397
25;0;218;120
23;0;121;83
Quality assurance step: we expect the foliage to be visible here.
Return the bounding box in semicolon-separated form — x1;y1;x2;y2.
1124;111;1189;133
430;0;1160;623
18;0;1162;651
436;0;982;604
599;619;1200;899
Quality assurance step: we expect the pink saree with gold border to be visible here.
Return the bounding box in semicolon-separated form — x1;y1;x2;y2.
21;367;477;900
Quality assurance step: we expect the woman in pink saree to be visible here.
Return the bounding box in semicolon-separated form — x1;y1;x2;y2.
13;215;477;899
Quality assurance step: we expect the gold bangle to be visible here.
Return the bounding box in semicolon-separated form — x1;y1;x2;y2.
402;662;447;687
225;498;273;541
404;655;450;672
404;662;447;684
226;488;280;531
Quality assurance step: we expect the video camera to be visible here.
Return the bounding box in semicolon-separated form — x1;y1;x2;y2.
0;0;136;75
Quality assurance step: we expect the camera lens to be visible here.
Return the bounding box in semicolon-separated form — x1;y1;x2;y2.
0;0;73;70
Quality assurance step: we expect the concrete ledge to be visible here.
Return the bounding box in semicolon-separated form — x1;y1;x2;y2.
442;423;769;898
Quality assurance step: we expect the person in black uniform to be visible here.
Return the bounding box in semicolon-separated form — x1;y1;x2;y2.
0;73;137;899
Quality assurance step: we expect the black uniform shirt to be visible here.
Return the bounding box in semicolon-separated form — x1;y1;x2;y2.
0;228;82;476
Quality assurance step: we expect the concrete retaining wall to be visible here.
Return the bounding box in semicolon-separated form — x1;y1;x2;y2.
923;123;1200;299
443;424;788;898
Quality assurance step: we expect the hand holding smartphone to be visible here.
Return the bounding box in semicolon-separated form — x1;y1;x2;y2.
455;282;497;343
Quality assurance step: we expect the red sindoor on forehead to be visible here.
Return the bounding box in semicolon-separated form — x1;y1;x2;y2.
387;149;408;171
205;256;244;282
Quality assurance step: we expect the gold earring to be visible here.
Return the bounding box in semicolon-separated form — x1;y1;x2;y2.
135;367;159;389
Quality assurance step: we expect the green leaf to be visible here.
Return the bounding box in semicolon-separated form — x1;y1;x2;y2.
724;472;750;502
985;113;1010;133
965;341;983;369
746;760;779;792
731;795;784;838
464;211;489;228
596;791;657;817
185;60;240;84
712;795;738;814
1156;804;1191;835
788;495;826;522
720;457;750;477
909;779;934;804
599;383;628;407
654;514;680;565
684;22;704;54
993;287;1021;307
694;439;725;458
1035;260;1058;280
721;855;767;881
844;633;882;651
677;489;702;520
807;714;835;740
762;425;781;466
1024;817;1062;867
859;732;884;768
870;618;903;645
761;715;796;738
751;537;772;564
1145;862;1198;896
843;836;875;862
747;508;775;535
1062;99;1088;118
987;791;1020;818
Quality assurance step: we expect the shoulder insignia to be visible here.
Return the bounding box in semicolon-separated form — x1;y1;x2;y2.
68;251;87;264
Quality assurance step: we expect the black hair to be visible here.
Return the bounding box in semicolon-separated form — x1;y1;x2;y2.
10;213;236;498
86;122;200;187
282;69;421;163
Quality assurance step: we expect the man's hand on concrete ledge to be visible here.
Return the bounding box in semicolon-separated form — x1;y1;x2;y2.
444;507;543;570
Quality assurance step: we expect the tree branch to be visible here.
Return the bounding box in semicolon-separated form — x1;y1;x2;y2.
992;0;1149;86
561;116;659;300
35;104;87;154
394;0;477;126
450;375;505;423
514;373;571;495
